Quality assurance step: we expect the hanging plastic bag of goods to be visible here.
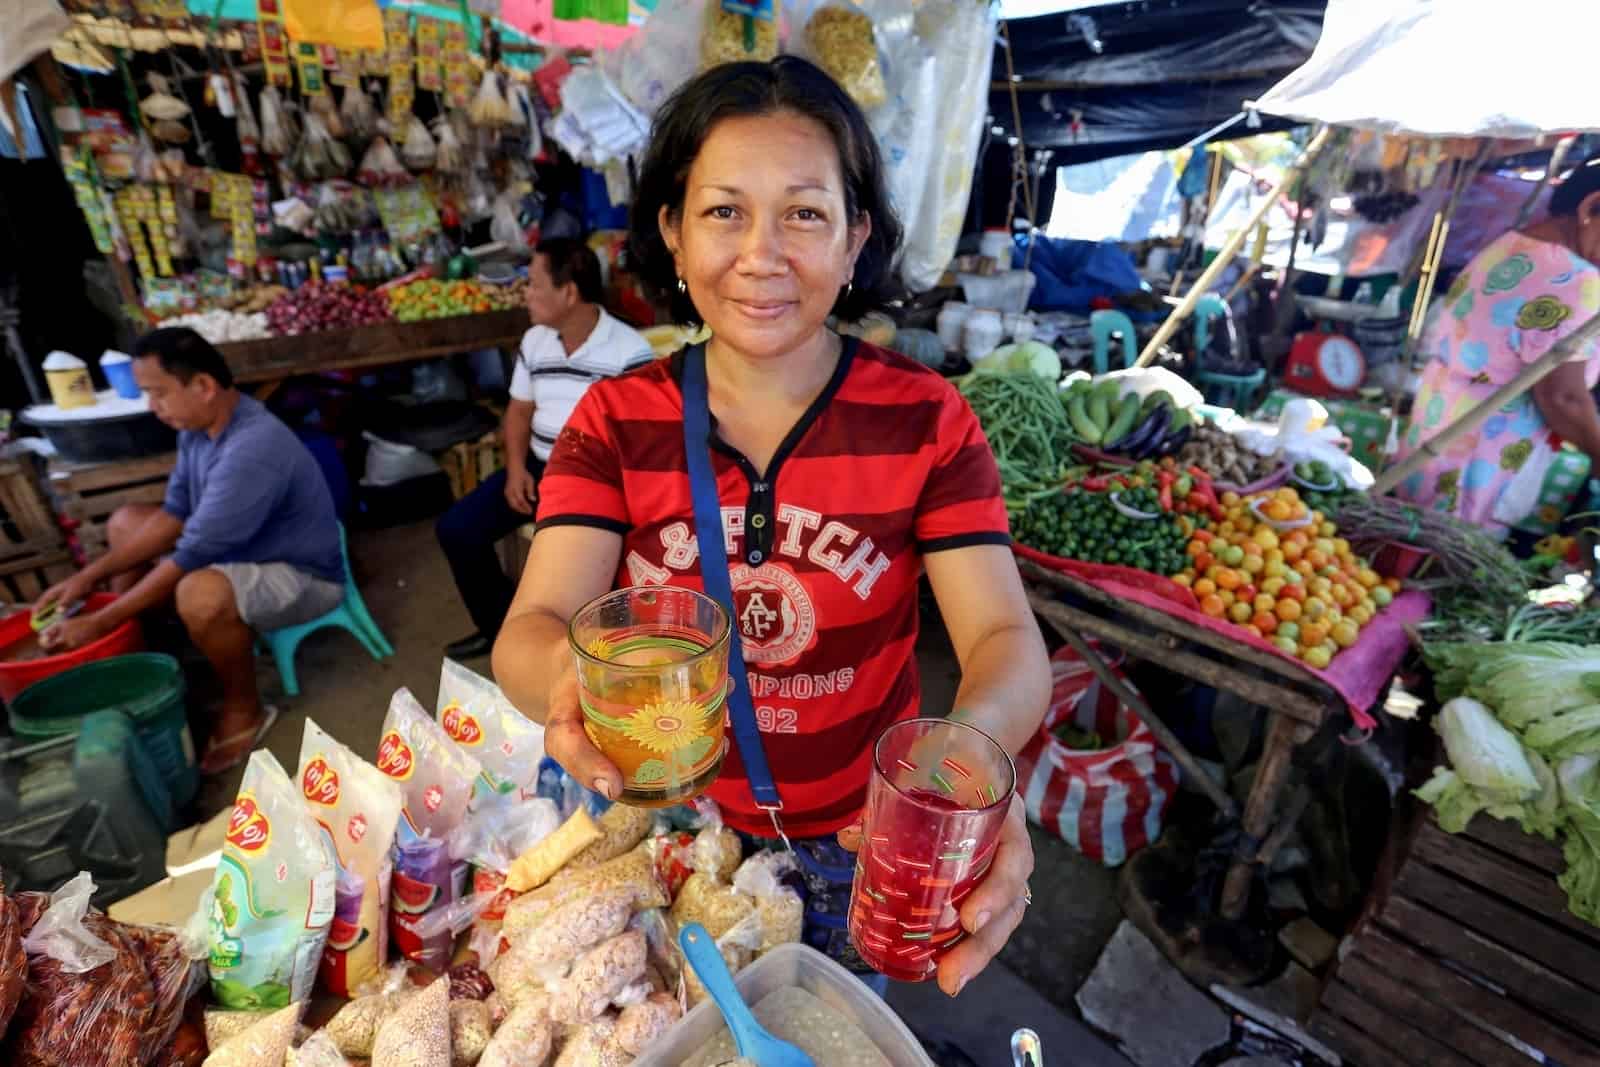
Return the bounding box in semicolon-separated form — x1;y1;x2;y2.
869;0;997;293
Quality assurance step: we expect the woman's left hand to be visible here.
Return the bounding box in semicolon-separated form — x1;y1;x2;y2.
838;793;1034;997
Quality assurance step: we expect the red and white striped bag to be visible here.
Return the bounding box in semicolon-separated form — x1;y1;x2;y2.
1014;646;1178;867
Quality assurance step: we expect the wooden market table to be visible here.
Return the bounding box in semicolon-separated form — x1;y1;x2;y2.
217;308;532;386
1019;558;1349;922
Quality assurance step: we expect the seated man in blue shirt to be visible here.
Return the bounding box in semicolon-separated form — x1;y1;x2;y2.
37;327;344;774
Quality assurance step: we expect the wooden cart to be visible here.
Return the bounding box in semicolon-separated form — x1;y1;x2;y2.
216;308;531;387
1310;809;1600;1066
1020;558;1350;921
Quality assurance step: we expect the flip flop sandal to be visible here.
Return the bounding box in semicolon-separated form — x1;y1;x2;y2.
200;704;280;775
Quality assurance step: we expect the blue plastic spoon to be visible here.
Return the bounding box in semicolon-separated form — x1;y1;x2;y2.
678;922;816;1067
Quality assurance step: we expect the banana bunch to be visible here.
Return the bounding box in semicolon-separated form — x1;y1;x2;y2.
1062;379;1193;458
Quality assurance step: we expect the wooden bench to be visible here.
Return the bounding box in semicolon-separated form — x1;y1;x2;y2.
1310;809;1600;1066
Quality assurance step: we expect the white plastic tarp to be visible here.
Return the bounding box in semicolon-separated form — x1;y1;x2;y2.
1251;0;1600;138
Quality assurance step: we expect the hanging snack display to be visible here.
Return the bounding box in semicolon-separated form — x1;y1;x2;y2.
703;0;780;67
443;23;474;109
257;0;292;85
469;70;512;128
803;4;887;109
332;48;361;88
294;41;327;96
414;17;444;93
385;7;415;129
63;149;116;254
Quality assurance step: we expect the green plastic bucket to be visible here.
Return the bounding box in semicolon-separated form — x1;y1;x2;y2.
8;653;196;807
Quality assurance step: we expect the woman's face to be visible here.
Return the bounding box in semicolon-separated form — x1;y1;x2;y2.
661;111;870;361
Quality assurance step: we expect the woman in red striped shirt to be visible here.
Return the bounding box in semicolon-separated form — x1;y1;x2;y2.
493;56;1050;998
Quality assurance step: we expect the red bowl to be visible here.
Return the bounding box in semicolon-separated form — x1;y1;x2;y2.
0;592;145;702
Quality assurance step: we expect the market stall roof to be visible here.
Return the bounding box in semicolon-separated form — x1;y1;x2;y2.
1251;0;1600;138
991;0;1323;164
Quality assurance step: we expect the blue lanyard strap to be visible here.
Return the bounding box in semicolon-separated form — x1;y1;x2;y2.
680;346;784;813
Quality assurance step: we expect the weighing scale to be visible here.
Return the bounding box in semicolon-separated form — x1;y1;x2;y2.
1283;329;1367;397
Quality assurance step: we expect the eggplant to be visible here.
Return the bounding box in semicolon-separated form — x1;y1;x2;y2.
1150;423;1193;457
1115;405;1169;456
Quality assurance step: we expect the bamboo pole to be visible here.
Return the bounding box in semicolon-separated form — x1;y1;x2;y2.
1373;310;1600;494
1137;126;1333;368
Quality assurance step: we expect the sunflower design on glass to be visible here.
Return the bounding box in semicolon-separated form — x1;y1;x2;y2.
1516;295;1572;332
584;636;616;661
1484;253;1534;294
620;699;712;753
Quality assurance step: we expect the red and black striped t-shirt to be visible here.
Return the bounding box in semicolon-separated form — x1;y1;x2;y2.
536;338;1010;837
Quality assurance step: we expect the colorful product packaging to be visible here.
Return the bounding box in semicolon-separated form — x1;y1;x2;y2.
207;750;337;1010
378;688;482;971
435;658;545;808
298;718;403;997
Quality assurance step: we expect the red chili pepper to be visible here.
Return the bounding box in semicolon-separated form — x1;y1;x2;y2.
1082;476;1110;491
1157;470;1176;512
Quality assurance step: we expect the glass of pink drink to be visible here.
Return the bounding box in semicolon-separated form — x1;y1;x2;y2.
848;717;1016;982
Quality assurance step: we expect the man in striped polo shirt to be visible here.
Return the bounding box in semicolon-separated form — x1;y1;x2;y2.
436;238;654;659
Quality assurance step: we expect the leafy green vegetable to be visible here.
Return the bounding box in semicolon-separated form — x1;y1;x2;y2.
1557;756;1600;924
976;342;1062;379
1522;706;1600;762
1471;644;1600;726
1434;698;1539;797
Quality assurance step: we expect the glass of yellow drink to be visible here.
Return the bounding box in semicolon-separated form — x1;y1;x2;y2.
569;586;731;807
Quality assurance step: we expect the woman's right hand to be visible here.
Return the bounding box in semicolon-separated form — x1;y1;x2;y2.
543;660;625;802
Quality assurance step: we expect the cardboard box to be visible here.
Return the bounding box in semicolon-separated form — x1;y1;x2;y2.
107;809;230;926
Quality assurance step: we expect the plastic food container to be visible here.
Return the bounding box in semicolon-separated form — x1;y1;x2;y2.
957;270;1036;315
0;592;144;701
631;942;934;1067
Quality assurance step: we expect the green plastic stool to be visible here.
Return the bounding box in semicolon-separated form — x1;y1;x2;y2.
1089;310;1137;374
260;525;393;697
1193;293;1228;355
1195;368;1266;413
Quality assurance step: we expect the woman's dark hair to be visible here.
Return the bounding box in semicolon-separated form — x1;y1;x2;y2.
537;237;605;305
1551;156;1600;216
132;326;234;389
629;55;903;324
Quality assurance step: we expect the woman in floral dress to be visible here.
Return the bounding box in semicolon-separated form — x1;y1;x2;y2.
1395;159;1600;533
